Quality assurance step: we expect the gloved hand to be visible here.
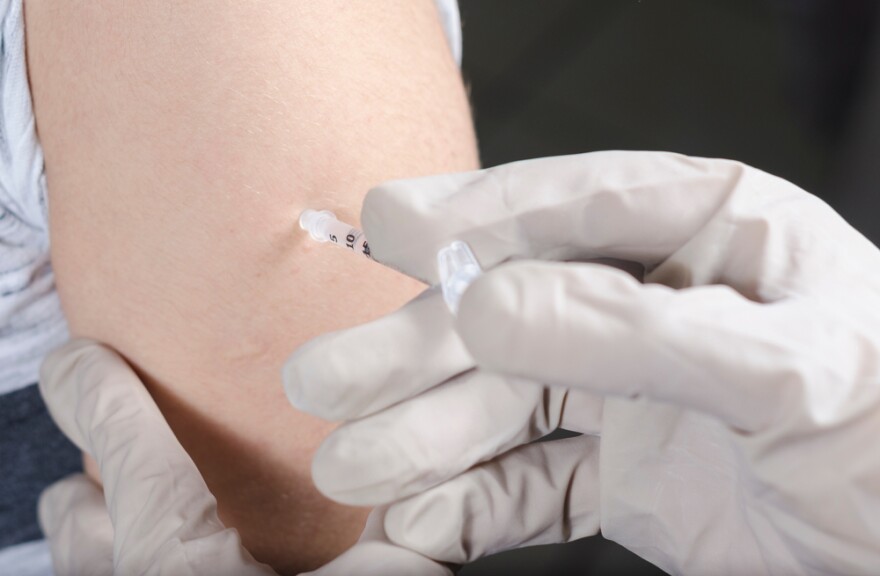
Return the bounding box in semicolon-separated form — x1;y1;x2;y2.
38;339;453;576
283;151;880;575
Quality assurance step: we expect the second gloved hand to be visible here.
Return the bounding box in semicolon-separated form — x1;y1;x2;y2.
283;151;880;575
38;339;453;576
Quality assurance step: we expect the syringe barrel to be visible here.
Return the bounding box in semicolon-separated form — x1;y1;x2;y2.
299;209;371;259
320;218;371;259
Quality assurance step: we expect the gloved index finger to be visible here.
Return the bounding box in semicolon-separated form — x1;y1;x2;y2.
362;151;808;287
284;288;474;422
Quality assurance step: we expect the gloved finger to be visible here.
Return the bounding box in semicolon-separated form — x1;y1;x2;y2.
303;508;454;576
384;435;600;565
457;260;838;433
283;289;473;421
311;370;574;506
363;151;834;293
38;474;114;576
39;339;276;576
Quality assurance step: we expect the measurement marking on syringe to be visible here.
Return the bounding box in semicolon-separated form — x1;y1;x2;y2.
299;209;372;260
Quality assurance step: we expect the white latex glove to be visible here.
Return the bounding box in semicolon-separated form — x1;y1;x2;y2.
283;151;880;575
38;339;452;576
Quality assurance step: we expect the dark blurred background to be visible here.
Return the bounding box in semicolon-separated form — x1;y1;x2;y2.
455;1;880;574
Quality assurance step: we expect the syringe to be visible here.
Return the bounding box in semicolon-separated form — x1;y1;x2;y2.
299;209;371;260
299;208;482;314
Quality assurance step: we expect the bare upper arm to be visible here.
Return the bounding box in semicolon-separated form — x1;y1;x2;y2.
25;1;477;571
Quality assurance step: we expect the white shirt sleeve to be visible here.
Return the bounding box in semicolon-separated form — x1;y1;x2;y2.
0;0;68;396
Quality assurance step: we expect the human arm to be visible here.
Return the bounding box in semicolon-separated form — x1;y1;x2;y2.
24;0;478;572
284;151;880;574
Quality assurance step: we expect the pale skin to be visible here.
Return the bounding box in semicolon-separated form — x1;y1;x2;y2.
24;1;478;573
